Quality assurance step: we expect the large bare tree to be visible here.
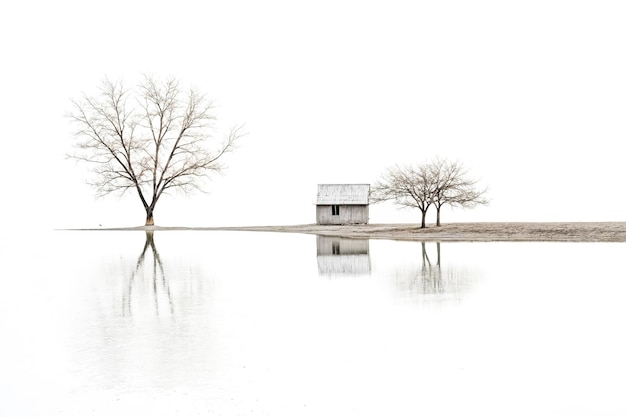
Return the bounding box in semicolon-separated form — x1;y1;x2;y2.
428;158;488;226
68;75;243;225
371;164;435;228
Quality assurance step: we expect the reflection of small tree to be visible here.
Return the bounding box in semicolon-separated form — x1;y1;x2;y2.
420;242;443;293
392;242;475;302
123;231;174;317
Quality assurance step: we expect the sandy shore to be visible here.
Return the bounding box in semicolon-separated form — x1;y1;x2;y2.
91;222;626;242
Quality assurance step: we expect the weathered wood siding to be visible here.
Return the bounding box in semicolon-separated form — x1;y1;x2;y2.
315;184;370;225
316;204;369;225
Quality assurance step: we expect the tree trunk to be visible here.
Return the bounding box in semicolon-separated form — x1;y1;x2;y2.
421;242;430;265
436;207;441;227
420;210;427;228
145;207;154;226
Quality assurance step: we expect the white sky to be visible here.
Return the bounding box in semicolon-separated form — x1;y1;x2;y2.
2;0;625;229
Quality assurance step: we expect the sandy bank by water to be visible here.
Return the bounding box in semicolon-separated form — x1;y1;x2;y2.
78;222;626;242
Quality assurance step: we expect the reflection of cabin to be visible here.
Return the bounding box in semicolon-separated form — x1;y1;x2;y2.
316;184;370;225
316;236;371;276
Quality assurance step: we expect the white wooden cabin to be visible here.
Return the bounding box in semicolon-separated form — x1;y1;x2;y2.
316;184;370;225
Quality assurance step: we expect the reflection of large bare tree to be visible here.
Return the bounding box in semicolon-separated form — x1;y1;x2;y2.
122;231;174;317
73;232;216;392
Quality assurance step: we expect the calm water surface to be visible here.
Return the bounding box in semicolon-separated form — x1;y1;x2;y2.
1;230;625;416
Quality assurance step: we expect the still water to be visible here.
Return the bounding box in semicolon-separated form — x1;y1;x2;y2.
1;230;625;416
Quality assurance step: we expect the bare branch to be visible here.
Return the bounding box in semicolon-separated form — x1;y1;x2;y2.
67;75;244;225
373;158;488;227
371;164;436;228
426;157;488;226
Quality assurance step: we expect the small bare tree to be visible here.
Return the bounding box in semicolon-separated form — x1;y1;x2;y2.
371;164;436;228
372;159;488;228
428;158;488;226
67;75;243;226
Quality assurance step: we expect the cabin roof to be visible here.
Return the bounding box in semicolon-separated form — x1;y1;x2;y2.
316;184;370;205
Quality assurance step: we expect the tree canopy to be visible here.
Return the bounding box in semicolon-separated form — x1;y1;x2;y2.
67;75;243;225
371;164;435;228
371;158;487;227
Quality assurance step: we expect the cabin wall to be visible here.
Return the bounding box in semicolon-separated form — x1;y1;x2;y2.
316;205;369;225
